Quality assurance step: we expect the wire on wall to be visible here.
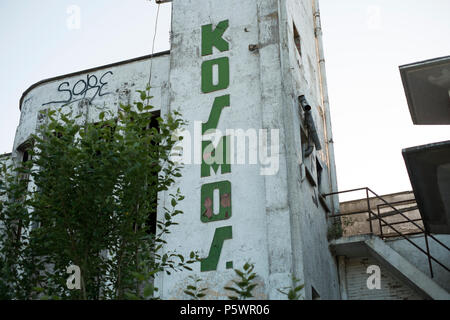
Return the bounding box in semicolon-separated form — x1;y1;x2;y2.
147;1;161;97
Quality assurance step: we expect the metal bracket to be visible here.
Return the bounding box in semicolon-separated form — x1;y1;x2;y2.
248;44;259;52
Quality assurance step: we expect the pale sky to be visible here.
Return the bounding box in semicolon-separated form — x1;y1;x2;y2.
1;0;449;199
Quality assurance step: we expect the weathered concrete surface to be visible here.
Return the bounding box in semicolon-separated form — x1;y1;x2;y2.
15;53;170;164
340;191;424;237
331;235;450;300
337;191;449;295
280;0;340;300
160;0;340;299
365;236;449;300
162;0;271;299
385;234;450;292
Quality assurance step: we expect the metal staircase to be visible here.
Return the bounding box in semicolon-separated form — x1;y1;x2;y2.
323;187;450;299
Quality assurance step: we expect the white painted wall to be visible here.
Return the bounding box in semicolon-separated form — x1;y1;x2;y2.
15;53;170;162
160;0;340;299
161;0;272;299
279;0;340;299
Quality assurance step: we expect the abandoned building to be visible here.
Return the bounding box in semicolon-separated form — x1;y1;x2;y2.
1;0;449;300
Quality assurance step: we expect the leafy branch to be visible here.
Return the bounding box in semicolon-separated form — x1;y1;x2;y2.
224;262;258;300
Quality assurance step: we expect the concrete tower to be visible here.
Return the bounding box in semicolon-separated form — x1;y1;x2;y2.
159;0;340;299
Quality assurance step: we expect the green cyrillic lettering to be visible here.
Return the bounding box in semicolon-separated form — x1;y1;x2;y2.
202;20;229;56
200;180;232;223
201;57;230;93
201;137;231;177
202;95;230;135
201;226;233;272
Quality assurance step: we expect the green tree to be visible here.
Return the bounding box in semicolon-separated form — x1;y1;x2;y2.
0;90;197;300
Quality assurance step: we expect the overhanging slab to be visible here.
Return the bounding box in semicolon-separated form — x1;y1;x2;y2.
402;141;450;234
400;56;450;125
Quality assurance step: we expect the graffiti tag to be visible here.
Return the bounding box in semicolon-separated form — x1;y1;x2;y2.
42;71;113;107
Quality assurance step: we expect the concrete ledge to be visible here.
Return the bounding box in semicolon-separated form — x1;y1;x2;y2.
330;235;373;258
365;237;450;300
330;235;450;300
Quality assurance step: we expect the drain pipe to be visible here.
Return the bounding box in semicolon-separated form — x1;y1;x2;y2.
312;0;339;213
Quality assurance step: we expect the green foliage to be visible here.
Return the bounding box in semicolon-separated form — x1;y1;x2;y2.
342;216;355;228
327;217;343;241
224;262;258;300
0;157;34;299
0;90;194;299
277;276;304;300
184;275;208;300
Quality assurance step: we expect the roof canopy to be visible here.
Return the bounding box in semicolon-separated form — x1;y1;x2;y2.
403;141;450;234
400;56;450;125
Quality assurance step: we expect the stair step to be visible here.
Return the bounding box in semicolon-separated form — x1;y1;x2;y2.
364;236;450;300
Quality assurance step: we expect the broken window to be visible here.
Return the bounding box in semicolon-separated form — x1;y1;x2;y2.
300;123;318;187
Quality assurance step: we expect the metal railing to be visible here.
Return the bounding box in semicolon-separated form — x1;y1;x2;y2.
323;187;450;278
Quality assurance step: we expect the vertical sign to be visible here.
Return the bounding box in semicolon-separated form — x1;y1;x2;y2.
200;20;233;272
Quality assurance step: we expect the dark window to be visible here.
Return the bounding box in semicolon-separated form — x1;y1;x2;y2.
300;125;311;163
143;110;160;132
301;125;317;187
293;23;302;56
17;142;32;182
316;158;331;213
145;111;160;235
130;111;160;236
15;142;33;238
316;157;323;192
22;150;30;163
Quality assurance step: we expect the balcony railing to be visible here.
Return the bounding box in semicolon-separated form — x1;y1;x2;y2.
323;187;450;278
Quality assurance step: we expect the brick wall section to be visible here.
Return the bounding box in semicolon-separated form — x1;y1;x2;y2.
339;191;424;237
344;257;423;300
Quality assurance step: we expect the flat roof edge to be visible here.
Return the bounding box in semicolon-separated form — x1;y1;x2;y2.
339;190;415;205
19;50;171;111
399;55;450;71
402;140;450;154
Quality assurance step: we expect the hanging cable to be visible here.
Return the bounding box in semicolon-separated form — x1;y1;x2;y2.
147;1;161;98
